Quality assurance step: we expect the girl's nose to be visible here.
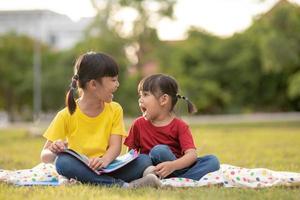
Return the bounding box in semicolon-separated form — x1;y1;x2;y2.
116;80;120;88
138;97;143;103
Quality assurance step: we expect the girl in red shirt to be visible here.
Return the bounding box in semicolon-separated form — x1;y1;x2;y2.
124;74;220;180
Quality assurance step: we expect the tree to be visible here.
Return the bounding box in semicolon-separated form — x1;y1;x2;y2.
0;33;70;121
0;33;35;121
246;0;300;111
288;72;300;109
41;50;74;112
157;0;300;113
90;0;176;72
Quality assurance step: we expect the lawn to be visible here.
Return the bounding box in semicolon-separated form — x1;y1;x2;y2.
0;121;300;199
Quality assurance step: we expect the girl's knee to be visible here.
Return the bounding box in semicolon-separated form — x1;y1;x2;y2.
207;155;220;170
55;154;74;175
136;154;152;167
149;144;170;157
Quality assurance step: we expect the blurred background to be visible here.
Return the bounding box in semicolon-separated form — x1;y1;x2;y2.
0;0;300;125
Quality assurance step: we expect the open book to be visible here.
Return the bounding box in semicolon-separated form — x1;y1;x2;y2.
60;149;139;174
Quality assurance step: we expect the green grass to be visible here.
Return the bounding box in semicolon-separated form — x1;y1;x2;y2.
1;121;300;199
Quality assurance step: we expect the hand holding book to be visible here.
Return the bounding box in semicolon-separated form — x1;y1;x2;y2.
88;157;110;171
49;139;68;154
60;149;139;174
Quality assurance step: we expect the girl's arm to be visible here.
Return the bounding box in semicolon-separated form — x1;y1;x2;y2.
40;140;67;163
155;148;197;178
89;134;122;170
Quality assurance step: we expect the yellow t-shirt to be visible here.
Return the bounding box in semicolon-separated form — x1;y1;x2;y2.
43;101;126;158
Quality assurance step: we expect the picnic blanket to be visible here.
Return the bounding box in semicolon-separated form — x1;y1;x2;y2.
1;163;300;187
162;164;300;188
0;163;69;186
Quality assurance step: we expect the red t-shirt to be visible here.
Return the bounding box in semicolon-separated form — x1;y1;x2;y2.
124;117;196;158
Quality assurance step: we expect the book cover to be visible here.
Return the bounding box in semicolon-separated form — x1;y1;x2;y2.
60;149;139;174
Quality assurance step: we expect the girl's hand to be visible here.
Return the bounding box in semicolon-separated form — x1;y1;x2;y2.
155;161;175;179
49;139;67;153
89;157;109;171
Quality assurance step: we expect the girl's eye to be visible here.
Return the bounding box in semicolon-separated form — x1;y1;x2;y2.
111;76;118;81
139;91;149;97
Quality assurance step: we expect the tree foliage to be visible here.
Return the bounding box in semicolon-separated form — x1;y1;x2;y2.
0;0;300;121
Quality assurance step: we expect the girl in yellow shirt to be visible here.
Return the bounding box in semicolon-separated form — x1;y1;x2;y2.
40;52;161;188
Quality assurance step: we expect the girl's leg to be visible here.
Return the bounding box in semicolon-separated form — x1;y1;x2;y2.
149;144;220;180
149;144;177;165
176;155;220;180
148;144;187;176
149;145;189;176
55;153;125;186
108;154;153;182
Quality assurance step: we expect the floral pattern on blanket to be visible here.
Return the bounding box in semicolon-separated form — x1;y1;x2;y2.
0;163;68;186
1;163;300;187
162;164;300;188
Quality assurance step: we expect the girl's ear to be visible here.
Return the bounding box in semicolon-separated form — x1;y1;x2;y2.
87;79;97;90
159;94;170;106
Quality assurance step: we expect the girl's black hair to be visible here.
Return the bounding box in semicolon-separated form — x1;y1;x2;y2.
138;74;197;114
66;52;119;114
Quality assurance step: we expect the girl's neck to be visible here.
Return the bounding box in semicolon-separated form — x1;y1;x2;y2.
150;112;175;127
77;93;104;117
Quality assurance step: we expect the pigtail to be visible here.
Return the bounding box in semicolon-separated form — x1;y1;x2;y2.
65;74;79;115
177;94;197;114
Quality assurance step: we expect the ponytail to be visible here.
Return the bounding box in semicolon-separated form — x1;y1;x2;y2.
65;74;79;115
177;94;197;114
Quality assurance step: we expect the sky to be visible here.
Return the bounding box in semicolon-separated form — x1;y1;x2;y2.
1;0;300;40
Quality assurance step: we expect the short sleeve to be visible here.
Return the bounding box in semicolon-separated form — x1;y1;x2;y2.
111;103;126;136
178;123;196;154
43;110;68;142
124;120;140;151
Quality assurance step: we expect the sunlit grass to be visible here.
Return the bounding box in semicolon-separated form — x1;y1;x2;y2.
193;122;300;171
0;121;300;199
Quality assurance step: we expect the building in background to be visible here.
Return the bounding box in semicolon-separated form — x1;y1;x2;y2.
0;9;92;49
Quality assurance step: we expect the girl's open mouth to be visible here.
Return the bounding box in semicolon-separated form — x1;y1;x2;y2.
140;105;147;117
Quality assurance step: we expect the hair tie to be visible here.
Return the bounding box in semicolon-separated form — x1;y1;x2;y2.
70;83;77;90
70;74;78;90
72;74;79;81
177;94;188;101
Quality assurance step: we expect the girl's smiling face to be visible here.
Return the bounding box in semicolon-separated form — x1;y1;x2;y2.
94;76;119;103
